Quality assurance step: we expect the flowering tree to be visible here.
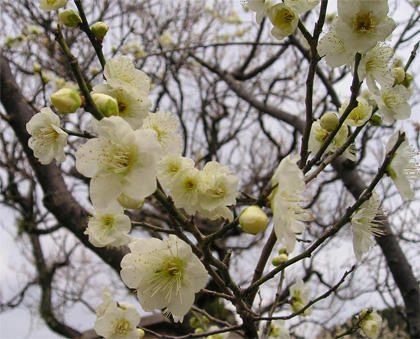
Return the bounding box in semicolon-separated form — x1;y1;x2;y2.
0;0;419;338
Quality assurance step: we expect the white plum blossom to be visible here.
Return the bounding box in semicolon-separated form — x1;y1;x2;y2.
359;309;382;339
284;0;319;15
92;84;150;129
142;111;183;155
120;235;208;322
85;205;132;248
241;0;272;24
170;167;202;215
104;56;150;93
75;116;161;208
357;44;394;93
157;155;195;190
94;292;141;339
374;85;411;123
386;131;420;201
335;0;396;53
268;3;299;40
198;161;239;221
318;29;354;68
350;192;384;261
289;277;312;316
339;97;372;127
26;107;68;165
39;0;68;11
270;156;311;252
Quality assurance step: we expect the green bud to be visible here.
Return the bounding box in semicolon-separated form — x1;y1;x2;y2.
369;113;382;126
239;205;268;235
189;317;200;328
91;93;119;117
59;9;82;27
33;63;42;73
137;329;145;338
91;22;109;41
202;316;209;324
320;112;339;132
194;328;204;334
278;248;288;255
50;87;82;114
90;67;100;76
401;73;413;88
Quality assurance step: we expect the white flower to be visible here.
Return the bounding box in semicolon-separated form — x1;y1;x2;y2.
170;167;202;215
157;155;195;190
198;161;238;220
284;0;319;15
120;235;208;322
318;28;354;68
268;3;299;40
104;56;150;93
308;120;352;160
386;131;420;200
39;0;68;11
339;97;372;127
93;84;150;129
85;205;132;248
350;192;384;261
26;107;68;165
335;0;396;53
289;277;312;316
260;320;291;339
75;116;161;208
359;309;382;339
270;156;311;253
96;287;114;318
357;44;394;93
374;85;411;123
159;31;173;48
94;296;140;339
142;111;183;155
242;0;272;24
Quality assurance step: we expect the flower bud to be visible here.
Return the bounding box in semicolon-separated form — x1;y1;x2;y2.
401;73;413;88
392;66;405;84
189;317;200;328
59;9;82;27
369;113;382;126
33;63;42;73
291;300;305;313
91;93;119;117
239;206;268;235
272;254;288;266
50;87;82;114
137;329;145;338
320;112;339;131
91;22;109;41
90;67;100;76
194;328;204;334
117;194;144;210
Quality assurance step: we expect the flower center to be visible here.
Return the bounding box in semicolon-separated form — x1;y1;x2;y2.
100;142;135;175
113;318;131;335
101;214;114;228
118;101;128;115
273;8;295;27
184;179;197;191
353;11;375;34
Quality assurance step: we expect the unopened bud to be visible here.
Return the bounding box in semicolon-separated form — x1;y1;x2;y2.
369;113;382;126
50;87;82;114
239;206;268;235
320;112;339;132
90;67;100;76
137;329;145;338
189;317;200;328
91;22;109;41
392;67;405;84
91;93;118;117
401;73;413;88
117;194;144;210
33;63;42;73
272;254;288;266
194;328;204;334
59;9;82;27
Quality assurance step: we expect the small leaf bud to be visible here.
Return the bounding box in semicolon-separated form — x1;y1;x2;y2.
91;22;109;41
50;87;82;114
91;93;119;117
320;112;339;132
239;206;268;235
59;9;82;27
